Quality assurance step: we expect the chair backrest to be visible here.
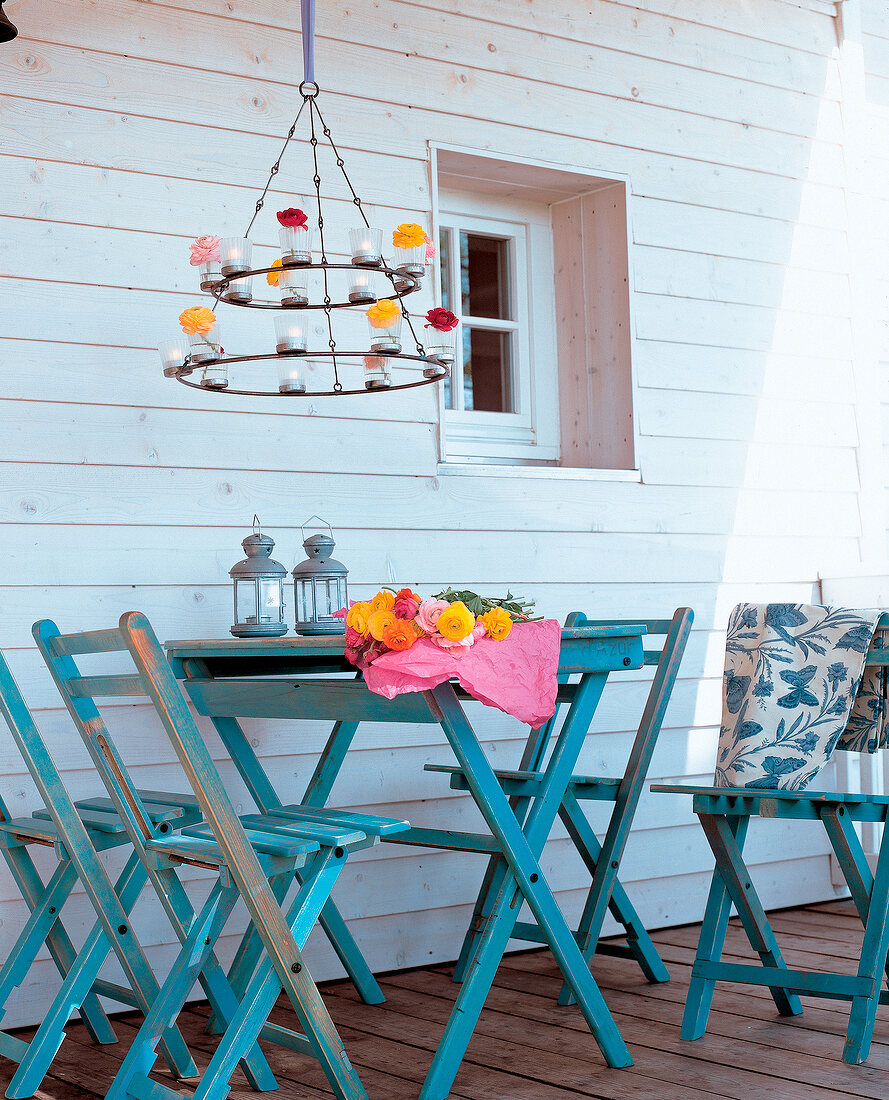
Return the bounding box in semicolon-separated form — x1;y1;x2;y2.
33;612;327;992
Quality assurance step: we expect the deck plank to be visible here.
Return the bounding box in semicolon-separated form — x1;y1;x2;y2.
4;900;889;1099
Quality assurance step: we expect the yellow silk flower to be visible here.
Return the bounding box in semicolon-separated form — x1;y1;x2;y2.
266;258;284;287
178;306;216;335
368;608;397;642
392;223;426;249
366;300;401;330
482;607;513;641
436;601;476;641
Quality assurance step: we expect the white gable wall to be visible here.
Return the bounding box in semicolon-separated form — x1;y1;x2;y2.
0;0;887;1025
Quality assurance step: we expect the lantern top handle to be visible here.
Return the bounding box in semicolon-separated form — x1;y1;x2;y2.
300;515;334;541
252;514;262;536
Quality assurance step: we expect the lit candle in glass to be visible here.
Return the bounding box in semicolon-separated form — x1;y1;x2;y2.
157;337;188;377
219;237;252;275
278;360;307;393
274;314;308;355
364;355;391;389
349;227;383;266
348;271;376;305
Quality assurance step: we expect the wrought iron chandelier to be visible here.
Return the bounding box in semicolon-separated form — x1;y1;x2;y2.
157;0;454;398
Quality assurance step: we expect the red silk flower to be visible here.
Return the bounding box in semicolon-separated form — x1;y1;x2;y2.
425;307;459;332
277;208;308;229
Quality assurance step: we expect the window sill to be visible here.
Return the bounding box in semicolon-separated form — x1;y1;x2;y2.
436;462;642;483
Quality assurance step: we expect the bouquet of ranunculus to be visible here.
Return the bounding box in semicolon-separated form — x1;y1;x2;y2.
342;587;537;667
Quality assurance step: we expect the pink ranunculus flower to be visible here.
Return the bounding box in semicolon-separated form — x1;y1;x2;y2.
423;232;436;264
393;596;420;620
189;234;221;266
416;598;449;634
472;620;486;641
429;631;477;657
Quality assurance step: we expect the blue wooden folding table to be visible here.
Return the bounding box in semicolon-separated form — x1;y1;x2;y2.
167;621;647;1099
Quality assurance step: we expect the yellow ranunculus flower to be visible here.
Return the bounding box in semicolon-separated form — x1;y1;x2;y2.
436;601;476;641
346;601;372;637
178;306;216;335
392;223;426;249
370;590;395;613
482;607;513;641
266;258;284;287
368;608;396;642
366;299;401;330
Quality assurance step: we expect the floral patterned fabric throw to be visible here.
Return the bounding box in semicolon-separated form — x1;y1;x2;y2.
716;604;888;790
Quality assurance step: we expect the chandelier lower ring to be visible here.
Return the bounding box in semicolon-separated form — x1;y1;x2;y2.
208;261;421;310
171;349;449;398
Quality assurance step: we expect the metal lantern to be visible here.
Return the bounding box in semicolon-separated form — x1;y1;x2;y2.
229;516;288;638
292;516;348;636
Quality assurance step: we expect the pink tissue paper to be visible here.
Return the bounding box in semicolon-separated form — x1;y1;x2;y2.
361;619;562;728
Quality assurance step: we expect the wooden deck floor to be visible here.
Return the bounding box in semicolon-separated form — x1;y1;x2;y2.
7;898;889;1099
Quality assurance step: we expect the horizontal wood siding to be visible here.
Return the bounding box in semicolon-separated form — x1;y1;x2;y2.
1;0;885;1026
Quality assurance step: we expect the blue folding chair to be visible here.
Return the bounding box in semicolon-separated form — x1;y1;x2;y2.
422;608;693;1003
35;612;409;1100
0;649;201;1098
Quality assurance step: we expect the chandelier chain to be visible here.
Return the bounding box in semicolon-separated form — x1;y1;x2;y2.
313;99;371;230
308;96;341;390
244;100;308;240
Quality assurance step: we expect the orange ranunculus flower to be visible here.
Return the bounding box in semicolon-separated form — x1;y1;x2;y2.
392;223;426;249
178;306;216;335
381;618;419;652
266;258;284;287
370;590;395;613
482;607;513;641
368;608;396;642
395;587;422;604
436;601;475;641
366;299;401;330
346;601;373;638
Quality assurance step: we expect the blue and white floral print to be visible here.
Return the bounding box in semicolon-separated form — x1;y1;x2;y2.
716;604;888;790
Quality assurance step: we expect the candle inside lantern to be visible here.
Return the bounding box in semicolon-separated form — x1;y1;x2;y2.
349;227;383;266
274;314;308;355
157;337;188;377
277;359;307;393
348;271;376;305
363;355;392;390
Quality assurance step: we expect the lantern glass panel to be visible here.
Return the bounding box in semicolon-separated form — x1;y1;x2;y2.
235;580;258;624
259;578;284;624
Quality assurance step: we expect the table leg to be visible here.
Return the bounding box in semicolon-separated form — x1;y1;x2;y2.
420;683;631;1100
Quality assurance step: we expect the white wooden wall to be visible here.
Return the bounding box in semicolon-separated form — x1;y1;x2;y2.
1;0;887;1026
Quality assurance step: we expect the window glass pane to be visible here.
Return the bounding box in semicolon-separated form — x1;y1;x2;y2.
439;228;450;313
460;233;509;319
463;327;513;413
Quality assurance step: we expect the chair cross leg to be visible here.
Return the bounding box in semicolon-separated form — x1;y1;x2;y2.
844;817;889;1063
698;813;802;1017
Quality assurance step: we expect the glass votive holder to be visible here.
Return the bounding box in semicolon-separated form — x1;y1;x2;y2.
277;360;307;394
393;243;426;277
367;314;402;354
364;355;392;390
222;274;253;304
425;329;457;365
199;360;229;390
348;271;376;305
274;314;308;355
279;225;314;267
188;325;222;364
219;236;252;276
157;337;188;377
279;268;308;307
197;260;222;292
349;227;383;266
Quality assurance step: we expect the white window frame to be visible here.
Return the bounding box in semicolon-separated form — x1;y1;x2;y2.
437;189;560;463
